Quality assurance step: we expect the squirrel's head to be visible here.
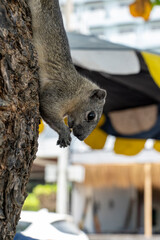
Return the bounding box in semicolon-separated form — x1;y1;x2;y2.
68;88;106;141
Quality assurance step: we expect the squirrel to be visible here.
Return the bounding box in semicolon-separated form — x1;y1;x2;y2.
28;0;106;148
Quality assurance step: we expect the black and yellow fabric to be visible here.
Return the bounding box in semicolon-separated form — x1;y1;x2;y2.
154;141;160;152
84;114;107;149
114;138;146;156
67;32;160;154
39;119;44;134
142;51;160;88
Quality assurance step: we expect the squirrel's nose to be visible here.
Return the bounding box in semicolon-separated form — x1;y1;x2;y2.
76;124;83;131
73;124;83;137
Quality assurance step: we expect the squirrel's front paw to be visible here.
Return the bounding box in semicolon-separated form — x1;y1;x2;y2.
57;129;71;148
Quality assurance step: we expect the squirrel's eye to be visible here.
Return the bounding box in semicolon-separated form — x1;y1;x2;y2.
87;111;96;121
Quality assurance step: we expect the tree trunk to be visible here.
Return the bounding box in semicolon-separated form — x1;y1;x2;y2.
0;0;39;239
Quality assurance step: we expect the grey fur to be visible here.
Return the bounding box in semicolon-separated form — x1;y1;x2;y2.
28;0;106;147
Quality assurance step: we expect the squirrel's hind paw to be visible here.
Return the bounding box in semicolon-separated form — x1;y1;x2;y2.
57;131;71;148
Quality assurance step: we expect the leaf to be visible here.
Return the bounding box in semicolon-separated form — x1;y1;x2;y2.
129;0;152;21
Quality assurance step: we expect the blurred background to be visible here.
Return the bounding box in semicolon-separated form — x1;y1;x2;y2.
60;0;160;52
18;1;160;240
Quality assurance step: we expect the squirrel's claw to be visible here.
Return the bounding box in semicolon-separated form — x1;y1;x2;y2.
57;139;71;148
57;131;71;148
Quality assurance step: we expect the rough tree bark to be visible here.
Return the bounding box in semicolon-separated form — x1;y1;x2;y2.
0;0;40;239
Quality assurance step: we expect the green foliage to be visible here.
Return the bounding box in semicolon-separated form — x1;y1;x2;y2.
22;193;40;211
151;0;160;6
33;184;57;196
22;184;57;211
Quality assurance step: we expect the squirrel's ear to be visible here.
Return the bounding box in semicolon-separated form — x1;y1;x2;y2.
90;89;107;100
